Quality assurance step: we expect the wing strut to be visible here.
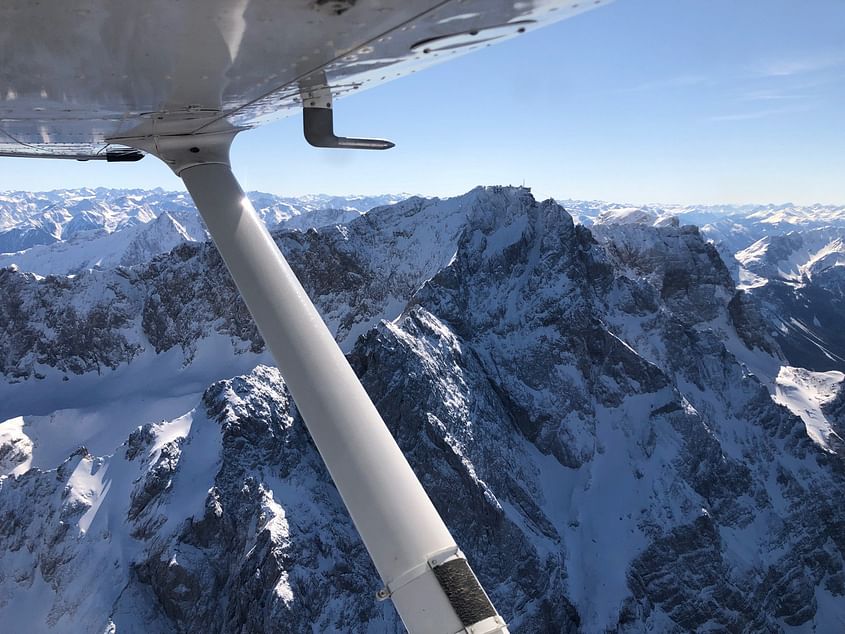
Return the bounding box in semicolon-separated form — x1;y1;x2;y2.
124;129;507;634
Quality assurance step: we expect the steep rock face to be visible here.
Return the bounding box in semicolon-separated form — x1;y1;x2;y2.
747;252;845;372
821;384;845;455
0;267;142;378
593;222;735;324
136;242;262;360
350;308;585;633
349;191;844;631
408;191;663;469
727;290;780;355
747;277;845;372
0;367;401;633
589;224;845;629
130;367;395;634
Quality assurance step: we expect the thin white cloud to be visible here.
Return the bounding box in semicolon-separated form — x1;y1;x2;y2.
624;74;709;93
708;105;811;122
740;90;810;102
752;52;845;77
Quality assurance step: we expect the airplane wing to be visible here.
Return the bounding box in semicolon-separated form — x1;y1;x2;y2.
0;0;612;159
1;3;616;633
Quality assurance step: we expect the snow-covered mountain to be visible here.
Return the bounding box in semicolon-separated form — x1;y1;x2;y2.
735;229;845;287
568;199;845;254
570;199;845;228
1;187;844;632
0;189;408;275
0;189;176;253
715;228;845;374
578;198;845;377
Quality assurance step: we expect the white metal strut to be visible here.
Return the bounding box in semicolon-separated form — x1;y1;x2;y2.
128;130;508;634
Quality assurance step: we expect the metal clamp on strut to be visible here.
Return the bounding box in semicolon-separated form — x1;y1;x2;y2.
376;547;507;634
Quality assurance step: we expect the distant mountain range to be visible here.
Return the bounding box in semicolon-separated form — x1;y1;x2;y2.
1;187;844;632
4;188;844;277
0;189;408;274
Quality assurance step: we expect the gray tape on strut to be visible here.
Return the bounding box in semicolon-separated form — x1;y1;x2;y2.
431;558;497;627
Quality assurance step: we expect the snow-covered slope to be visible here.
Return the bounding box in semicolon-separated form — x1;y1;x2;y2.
5;190;842;278
736;230;845;285
773;366;845;450
1;187;844;632
0;189;173;251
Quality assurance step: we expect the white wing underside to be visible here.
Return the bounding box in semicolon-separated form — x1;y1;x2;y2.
0;0;611;158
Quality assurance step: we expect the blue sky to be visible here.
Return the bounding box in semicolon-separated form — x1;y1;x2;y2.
1;0;843;205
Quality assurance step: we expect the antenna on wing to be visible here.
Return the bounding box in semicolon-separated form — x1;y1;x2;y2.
303;107;394;150
300;72;394;150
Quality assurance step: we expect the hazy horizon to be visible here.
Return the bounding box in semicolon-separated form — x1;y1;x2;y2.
1;184;842;210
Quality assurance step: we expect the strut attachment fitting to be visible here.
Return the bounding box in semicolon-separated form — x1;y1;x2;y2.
105;148;145;162
300;77;394;150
